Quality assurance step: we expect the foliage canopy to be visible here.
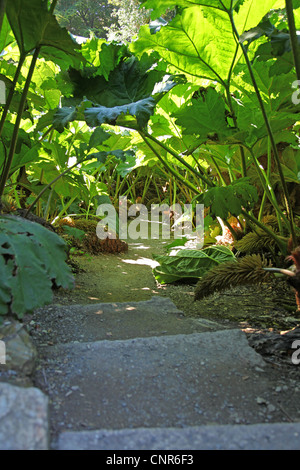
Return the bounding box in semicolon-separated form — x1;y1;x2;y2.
0;0;300;307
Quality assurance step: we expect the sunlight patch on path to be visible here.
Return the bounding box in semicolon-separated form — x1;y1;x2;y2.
121;257;160;269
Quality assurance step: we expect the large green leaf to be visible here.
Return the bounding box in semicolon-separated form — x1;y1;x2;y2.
234;0;284;35
140;0;239;19
52;106;80;133
84;98;156;129
89;127;111;149
68;56;168;105
0;215;74;318
152;246;235;284
97;42;130;81
174;87;233;141
0;15;15;52
6;0;82;62
10;144;41;175
141;0;281;23
0;257;14;315
53;56;178;130
0;127;43;177
133;1;283;84
42;141;69;168
132;7;237;85
295;6;300;29
197;178;259;219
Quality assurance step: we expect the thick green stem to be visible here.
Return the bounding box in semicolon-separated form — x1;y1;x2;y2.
229;11;297;248
141;173;152;202
247;147;289;231
239;146;247;178
210;155;227;186
139;132;200;195
225;84;247;177
43;187;54;220
0;0;7;32
0;47;40;198
142;130;214;188
25;156;88;217
258;137;271;222
39;125;54;142
0;56;25;139
49;0;59;14
52;196;76;224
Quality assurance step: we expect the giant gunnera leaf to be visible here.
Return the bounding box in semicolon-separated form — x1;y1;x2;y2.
0;215;74;318
53;53;179;131
133;1;282;86
152;246;235;284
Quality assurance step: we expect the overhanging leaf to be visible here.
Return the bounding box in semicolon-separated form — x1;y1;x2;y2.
140;0;239;19
52;99;92;132
133;1;282;84
54;55;177;130
234;0;283;36
0;15;15;53
84;98;156;129
6;0;82;62
132;7;237;85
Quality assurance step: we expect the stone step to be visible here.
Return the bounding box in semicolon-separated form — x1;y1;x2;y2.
34;328;297;448
57;422;300;450
32;296;225;344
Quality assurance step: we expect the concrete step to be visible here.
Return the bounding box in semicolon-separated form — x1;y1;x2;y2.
57;422;300;450
34;327;298;448
33;297;225;345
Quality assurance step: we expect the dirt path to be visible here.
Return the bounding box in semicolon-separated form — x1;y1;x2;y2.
54;236;299;330
64;237;168;304
48;235;300;370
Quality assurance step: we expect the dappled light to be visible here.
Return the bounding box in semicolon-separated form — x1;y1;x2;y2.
122;256;160;269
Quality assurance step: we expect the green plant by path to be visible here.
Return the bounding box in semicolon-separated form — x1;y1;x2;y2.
0;214;74;318
1;0;300;262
